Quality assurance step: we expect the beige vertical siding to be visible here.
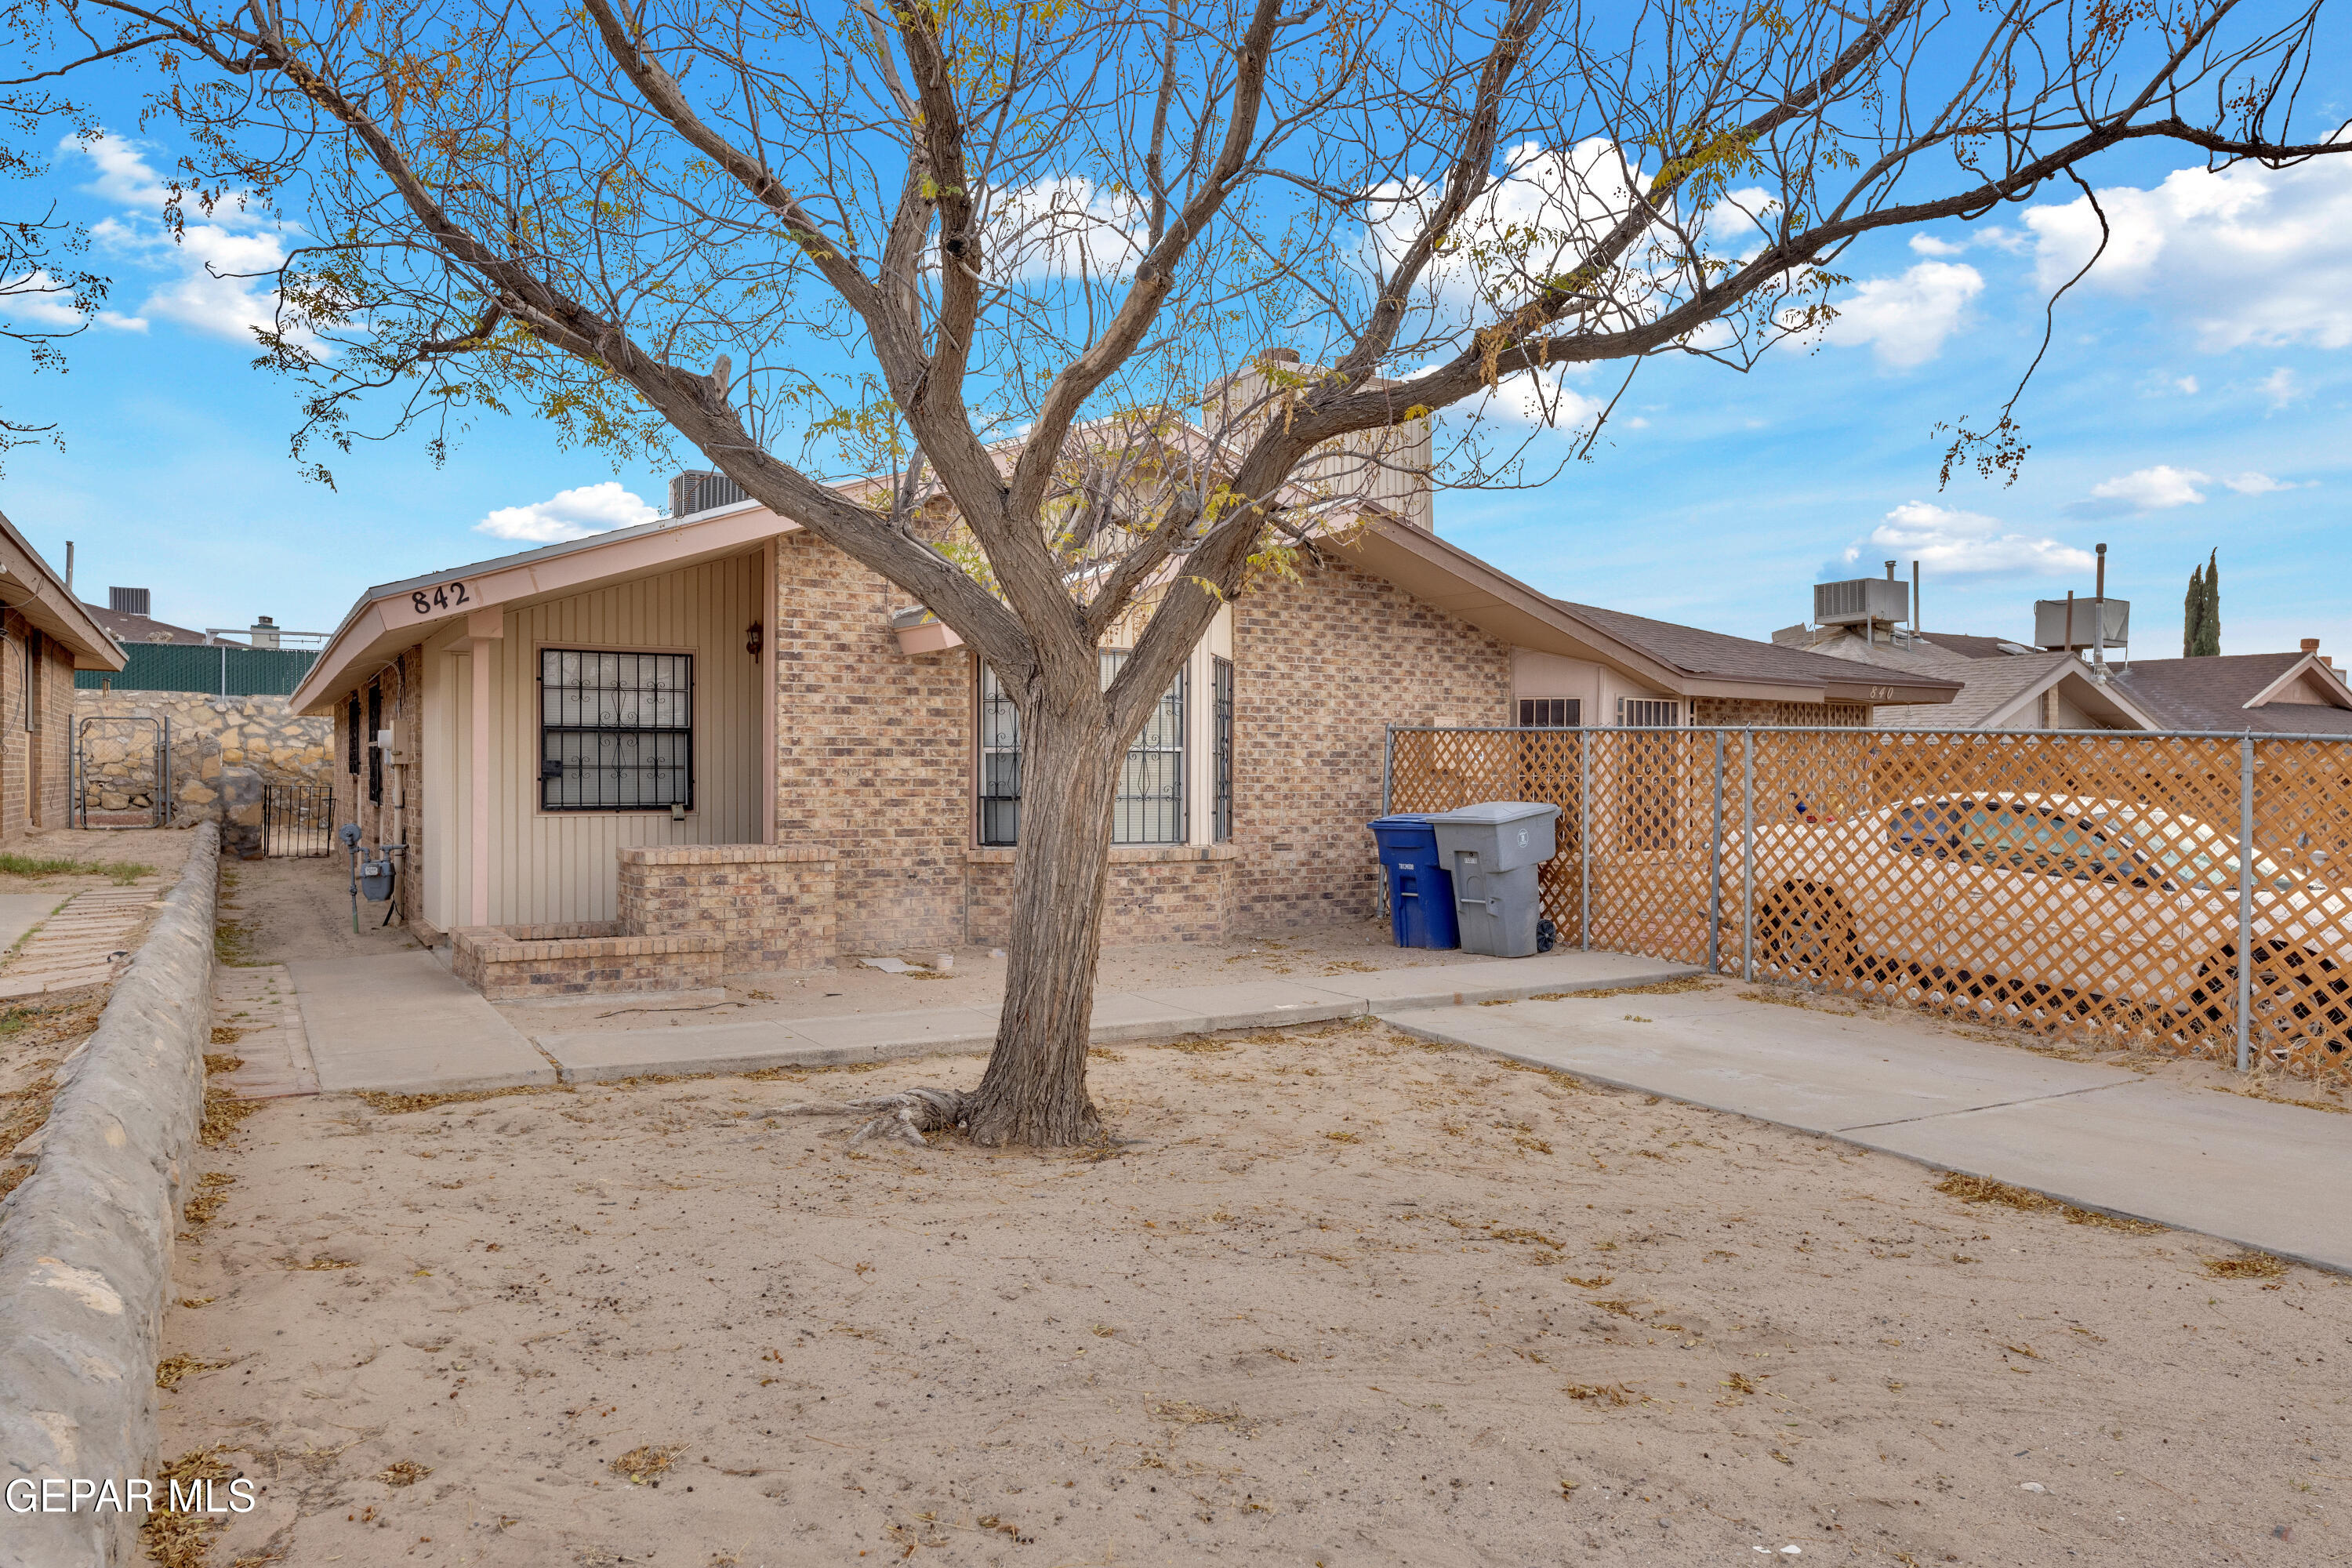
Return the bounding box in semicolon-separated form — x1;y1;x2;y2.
436;552;764;927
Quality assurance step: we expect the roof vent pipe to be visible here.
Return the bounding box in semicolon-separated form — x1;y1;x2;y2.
1911;559;1921;649
2091;543;2110;683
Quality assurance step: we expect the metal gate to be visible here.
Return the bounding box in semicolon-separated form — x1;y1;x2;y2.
261;784;336;857
73;715;170;829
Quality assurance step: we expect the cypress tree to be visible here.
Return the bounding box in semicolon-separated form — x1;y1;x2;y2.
2194;550;2221;656
2183;562;2203;656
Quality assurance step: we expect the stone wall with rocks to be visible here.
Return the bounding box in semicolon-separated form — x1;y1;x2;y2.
71;691;336;829
0;824;218;1565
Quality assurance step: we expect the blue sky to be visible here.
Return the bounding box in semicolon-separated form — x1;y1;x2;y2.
2;101;2347;657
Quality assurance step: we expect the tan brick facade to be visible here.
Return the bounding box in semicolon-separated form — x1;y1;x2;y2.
618;843;837;971
0;608;75;836
1227;555;1512;934
771;532;970;953
452;923;724;1001
964;844;1238;947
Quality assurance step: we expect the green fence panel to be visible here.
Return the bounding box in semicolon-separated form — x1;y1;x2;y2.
77;644;320;697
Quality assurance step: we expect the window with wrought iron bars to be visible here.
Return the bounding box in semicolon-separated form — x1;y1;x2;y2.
1518;697;1579;727
977;662;1022;847
538;650;694;811
1616;697;1680;728
366;683;383;804
347;695;361;776
976;656;1189;845
1102;650;1186;844
1213;656;1233;844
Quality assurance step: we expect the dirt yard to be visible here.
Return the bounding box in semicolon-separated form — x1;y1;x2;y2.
157;1007;2348;1567
215;852;435;965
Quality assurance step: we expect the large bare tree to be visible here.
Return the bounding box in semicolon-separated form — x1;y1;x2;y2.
7;0;2343;1143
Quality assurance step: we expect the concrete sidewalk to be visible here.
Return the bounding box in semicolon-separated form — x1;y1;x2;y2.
1381;985;2352;1275
289;951;557;1094
292;947;1692;1091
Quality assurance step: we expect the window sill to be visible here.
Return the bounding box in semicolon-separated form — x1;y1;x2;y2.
965;844;1240;866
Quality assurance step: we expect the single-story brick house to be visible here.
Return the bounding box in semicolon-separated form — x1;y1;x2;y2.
0;511;129;834
289;477;1957;994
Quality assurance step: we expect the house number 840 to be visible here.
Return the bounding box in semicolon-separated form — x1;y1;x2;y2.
412;582;471;614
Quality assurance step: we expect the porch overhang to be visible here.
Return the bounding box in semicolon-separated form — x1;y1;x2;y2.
292;501;789;713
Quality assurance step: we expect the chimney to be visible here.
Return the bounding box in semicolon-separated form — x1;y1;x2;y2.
249;615;281;650
2302;637;2321;654
108;586;151;617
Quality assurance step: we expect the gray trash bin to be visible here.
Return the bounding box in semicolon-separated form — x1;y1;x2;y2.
1429;800;1562;958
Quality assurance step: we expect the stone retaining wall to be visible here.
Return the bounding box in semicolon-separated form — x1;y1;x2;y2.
618;844;837;972
964;844;1239;947
71;692;335;829
0;822;220;1566
451;924;725;1002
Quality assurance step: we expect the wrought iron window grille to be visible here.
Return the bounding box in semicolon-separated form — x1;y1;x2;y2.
538;649;695;812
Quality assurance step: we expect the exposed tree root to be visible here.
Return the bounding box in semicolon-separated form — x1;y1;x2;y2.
757;1087;972;1148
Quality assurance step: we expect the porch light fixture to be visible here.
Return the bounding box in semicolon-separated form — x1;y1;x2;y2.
746;619;763;659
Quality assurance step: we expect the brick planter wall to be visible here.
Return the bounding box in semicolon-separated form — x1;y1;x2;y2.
451;923;724;1001
617;844;838;972
964;844;1238;946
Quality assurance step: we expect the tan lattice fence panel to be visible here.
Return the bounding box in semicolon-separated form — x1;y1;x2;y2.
1389;727;2352;1079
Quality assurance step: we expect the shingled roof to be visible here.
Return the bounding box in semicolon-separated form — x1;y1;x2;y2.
1553;600;1962;696
2106;653;2352;735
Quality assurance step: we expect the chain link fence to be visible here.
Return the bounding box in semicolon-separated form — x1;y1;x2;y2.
1387;725;2352;1079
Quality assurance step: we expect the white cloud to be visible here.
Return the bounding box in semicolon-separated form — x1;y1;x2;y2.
1846;501;2092;576
2174;375;2198;395
1907;234;1965;257
2221;471;2296;495
1490;366;1607;430
985;176;1146;283
1363;139;1682;337
2258;366;2299;409
2024;159;2352;351
0;269;147;333
2090;465;2209;510
1815;261;1984;369
474;482;657;543
64;133;301;348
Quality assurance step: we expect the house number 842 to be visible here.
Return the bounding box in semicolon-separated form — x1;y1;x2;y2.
412;582;471;614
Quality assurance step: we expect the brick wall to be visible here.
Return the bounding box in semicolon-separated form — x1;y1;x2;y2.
964;844;1237;947
0;610;74;837
452;923;724;1001
772;532;970;952
618;844;837;971
1229;554;1510;934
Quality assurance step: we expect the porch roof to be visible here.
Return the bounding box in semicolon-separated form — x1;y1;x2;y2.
289;498;788;713
0;509;127;671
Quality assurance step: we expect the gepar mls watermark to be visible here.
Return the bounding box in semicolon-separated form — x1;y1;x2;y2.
5;1477;258;1515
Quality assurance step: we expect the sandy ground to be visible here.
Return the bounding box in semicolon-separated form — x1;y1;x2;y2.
218;852;434;965
159;1013;2349;1568
500;913;1527;1034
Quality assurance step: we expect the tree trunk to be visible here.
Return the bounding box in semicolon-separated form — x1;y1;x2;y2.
959;691;1123;1147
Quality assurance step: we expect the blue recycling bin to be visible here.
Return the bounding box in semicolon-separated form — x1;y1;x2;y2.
1368;814;1460;949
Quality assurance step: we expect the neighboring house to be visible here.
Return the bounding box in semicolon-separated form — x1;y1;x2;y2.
288;470;1958;984
2103;644;2352;735
1778;626;2161;731
0;513;131;833
79;587;212;648
1775;572;2352;735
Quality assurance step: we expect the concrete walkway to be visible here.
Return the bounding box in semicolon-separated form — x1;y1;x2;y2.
290;948;1690;1091
288;952;557;1094
1381;985;2352;1275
